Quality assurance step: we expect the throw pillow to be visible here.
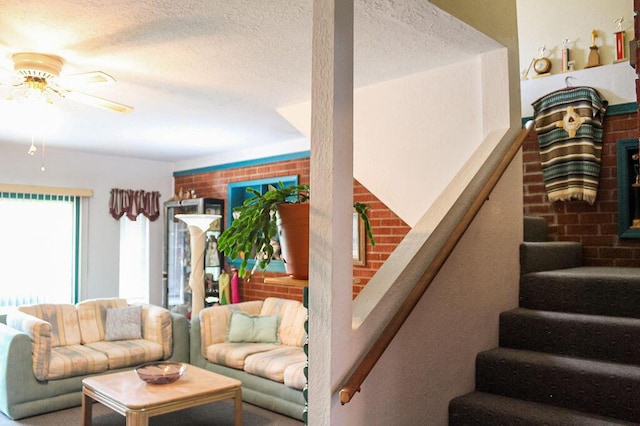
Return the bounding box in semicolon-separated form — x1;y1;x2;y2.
226;311;280;343
104;305;142;341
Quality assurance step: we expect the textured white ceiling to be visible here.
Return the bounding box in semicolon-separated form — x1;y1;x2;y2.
0;0;498;163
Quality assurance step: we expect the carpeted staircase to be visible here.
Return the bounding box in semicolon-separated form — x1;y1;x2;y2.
449;216;640;425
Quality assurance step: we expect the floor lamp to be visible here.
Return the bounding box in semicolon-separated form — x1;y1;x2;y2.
175;214;221;317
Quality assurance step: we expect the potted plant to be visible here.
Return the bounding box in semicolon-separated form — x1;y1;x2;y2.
217;182;375;280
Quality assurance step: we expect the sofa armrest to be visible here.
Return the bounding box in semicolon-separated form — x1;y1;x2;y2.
5;311;51;381
189;315;207;368
0;323;41;418
140;304;172;359
166;312;189;363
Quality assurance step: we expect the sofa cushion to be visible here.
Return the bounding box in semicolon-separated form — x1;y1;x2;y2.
18;304;81;347
199;300;264;349
284;361;307;390
259;297;307;347
47;344;109;380
205;342;279;370
85;340;164;369
226;312;280;344
104;305;142;341
244;346;307;385
77;298;129;344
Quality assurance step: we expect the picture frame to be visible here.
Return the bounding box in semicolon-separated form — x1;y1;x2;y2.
352;212;365;265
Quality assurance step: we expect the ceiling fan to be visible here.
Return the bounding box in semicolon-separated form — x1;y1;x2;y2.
0;52;133;114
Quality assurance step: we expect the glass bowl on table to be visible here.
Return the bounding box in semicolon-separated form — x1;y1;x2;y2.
134;362;187;384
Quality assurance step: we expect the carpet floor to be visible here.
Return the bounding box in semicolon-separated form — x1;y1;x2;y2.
0;400;303;426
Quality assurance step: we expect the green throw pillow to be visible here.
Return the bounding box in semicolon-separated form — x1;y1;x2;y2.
104;305;142;341
226;311;280;343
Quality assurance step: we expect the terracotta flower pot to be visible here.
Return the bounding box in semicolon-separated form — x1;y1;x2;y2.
276;203;309;279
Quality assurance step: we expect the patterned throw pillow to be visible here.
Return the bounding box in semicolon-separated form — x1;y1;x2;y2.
226;311;280;343
104;305;142;341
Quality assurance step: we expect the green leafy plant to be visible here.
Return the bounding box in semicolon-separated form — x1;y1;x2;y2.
217;182;375;279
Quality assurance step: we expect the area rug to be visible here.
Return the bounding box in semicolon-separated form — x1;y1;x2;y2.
0;400;302;426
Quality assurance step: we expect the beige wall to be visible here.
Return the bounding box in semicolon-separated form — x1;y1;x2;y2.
517;0;635;116
517;0;633;73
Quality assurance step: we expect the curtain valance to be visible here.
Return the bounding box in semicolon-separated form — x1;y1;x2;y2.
109;188;161;221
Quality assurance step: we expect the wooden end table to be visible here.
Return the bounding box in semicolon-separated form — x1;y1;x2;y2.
81;364;242;426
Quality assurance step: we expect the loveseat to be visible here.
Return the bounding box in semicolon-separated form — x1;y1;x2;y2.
190;297;307;420
0;298;189;420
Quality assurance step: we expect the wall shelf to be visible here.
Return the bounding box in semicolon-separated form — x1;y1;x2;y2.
225;175;299;274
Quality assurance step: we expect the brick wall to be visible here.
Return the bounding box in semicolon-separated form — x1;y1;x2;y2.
523;111;640;266
174;157;410;302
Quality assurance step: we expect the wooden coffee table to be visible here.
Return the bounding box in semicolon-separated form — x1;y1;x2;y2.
81;364;242;426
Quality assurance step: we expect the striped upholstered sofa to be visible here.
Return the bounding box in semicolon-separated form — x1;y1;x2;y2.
0;298;189;420
190;297;307;420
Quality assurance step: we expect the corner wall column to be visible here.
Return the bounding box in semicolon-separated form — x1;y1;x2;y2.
308;0;354;424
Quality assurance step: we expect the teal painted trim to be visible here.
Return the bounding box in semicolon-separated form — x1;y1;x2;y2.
227;258;287;274
74;197;81;303
608;102;637;115
521;101;637;126
617;139;640;239
226;175;298;228
228;175;298;189
173;151;311;177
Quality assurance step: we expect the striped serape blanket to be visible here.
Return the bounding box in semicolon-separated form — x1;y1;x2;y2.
532;86;608;204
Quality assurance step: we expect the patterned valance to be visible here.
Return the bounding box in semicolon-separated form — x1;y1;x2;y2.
109;188;161;221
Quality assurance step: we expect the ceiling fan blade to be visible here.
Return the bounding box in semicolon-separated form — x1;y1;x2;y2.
0;66;15;85
56;71;115;90
61;90;133;114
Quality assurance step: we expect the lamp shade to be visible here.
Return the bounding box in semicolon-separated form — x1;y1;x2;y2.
175;214;221;316
175;214;221;230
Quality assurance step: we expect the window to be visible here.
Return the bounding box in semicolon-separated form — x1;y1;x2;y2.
119;216;149;303
0;192;79;311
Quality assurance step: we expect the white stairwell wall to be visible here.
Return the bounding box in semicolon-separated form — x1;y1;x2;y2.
283;0;523;423
279;49;508;228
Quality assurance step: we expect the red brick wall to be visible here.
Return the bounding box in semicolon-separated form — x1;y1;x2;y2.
174;157;410;302
523;111;640;266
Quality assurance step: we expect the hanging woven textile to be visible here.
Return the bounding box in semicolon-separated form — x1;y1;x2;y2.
532;86;608;204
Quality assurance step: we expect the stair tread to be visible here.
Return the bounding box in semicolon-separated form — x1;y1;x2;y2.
500;308;640;364
479;347;640;375
525;266;640;278
450;392;638;426
520;267;640;318
503;307;640;324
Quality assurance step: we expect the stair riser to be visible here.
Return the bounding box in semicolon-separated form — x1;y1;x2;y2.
476;351;640;422
499;310;640;366
520;274;640;318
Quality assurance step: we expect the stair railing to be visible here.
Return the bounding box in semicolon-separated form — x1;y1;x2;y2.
339;121;534;405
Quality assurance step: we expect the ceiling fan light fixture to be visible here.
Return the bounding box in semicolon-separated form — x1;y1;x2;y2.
12;52;63;80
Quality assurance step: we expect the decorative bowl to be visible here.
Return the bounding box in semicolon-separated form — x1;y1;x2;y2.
134;362;186;384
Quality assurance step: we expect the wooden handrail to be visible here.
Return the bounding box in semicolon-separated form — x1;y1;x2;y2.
339;122;534;404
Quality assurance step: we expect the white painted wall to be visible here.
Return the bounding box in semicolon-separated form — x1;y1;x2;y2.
339;155;522;425
0;142;173;305
307;0;522;423
517;0;635;116
280;48;508;227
